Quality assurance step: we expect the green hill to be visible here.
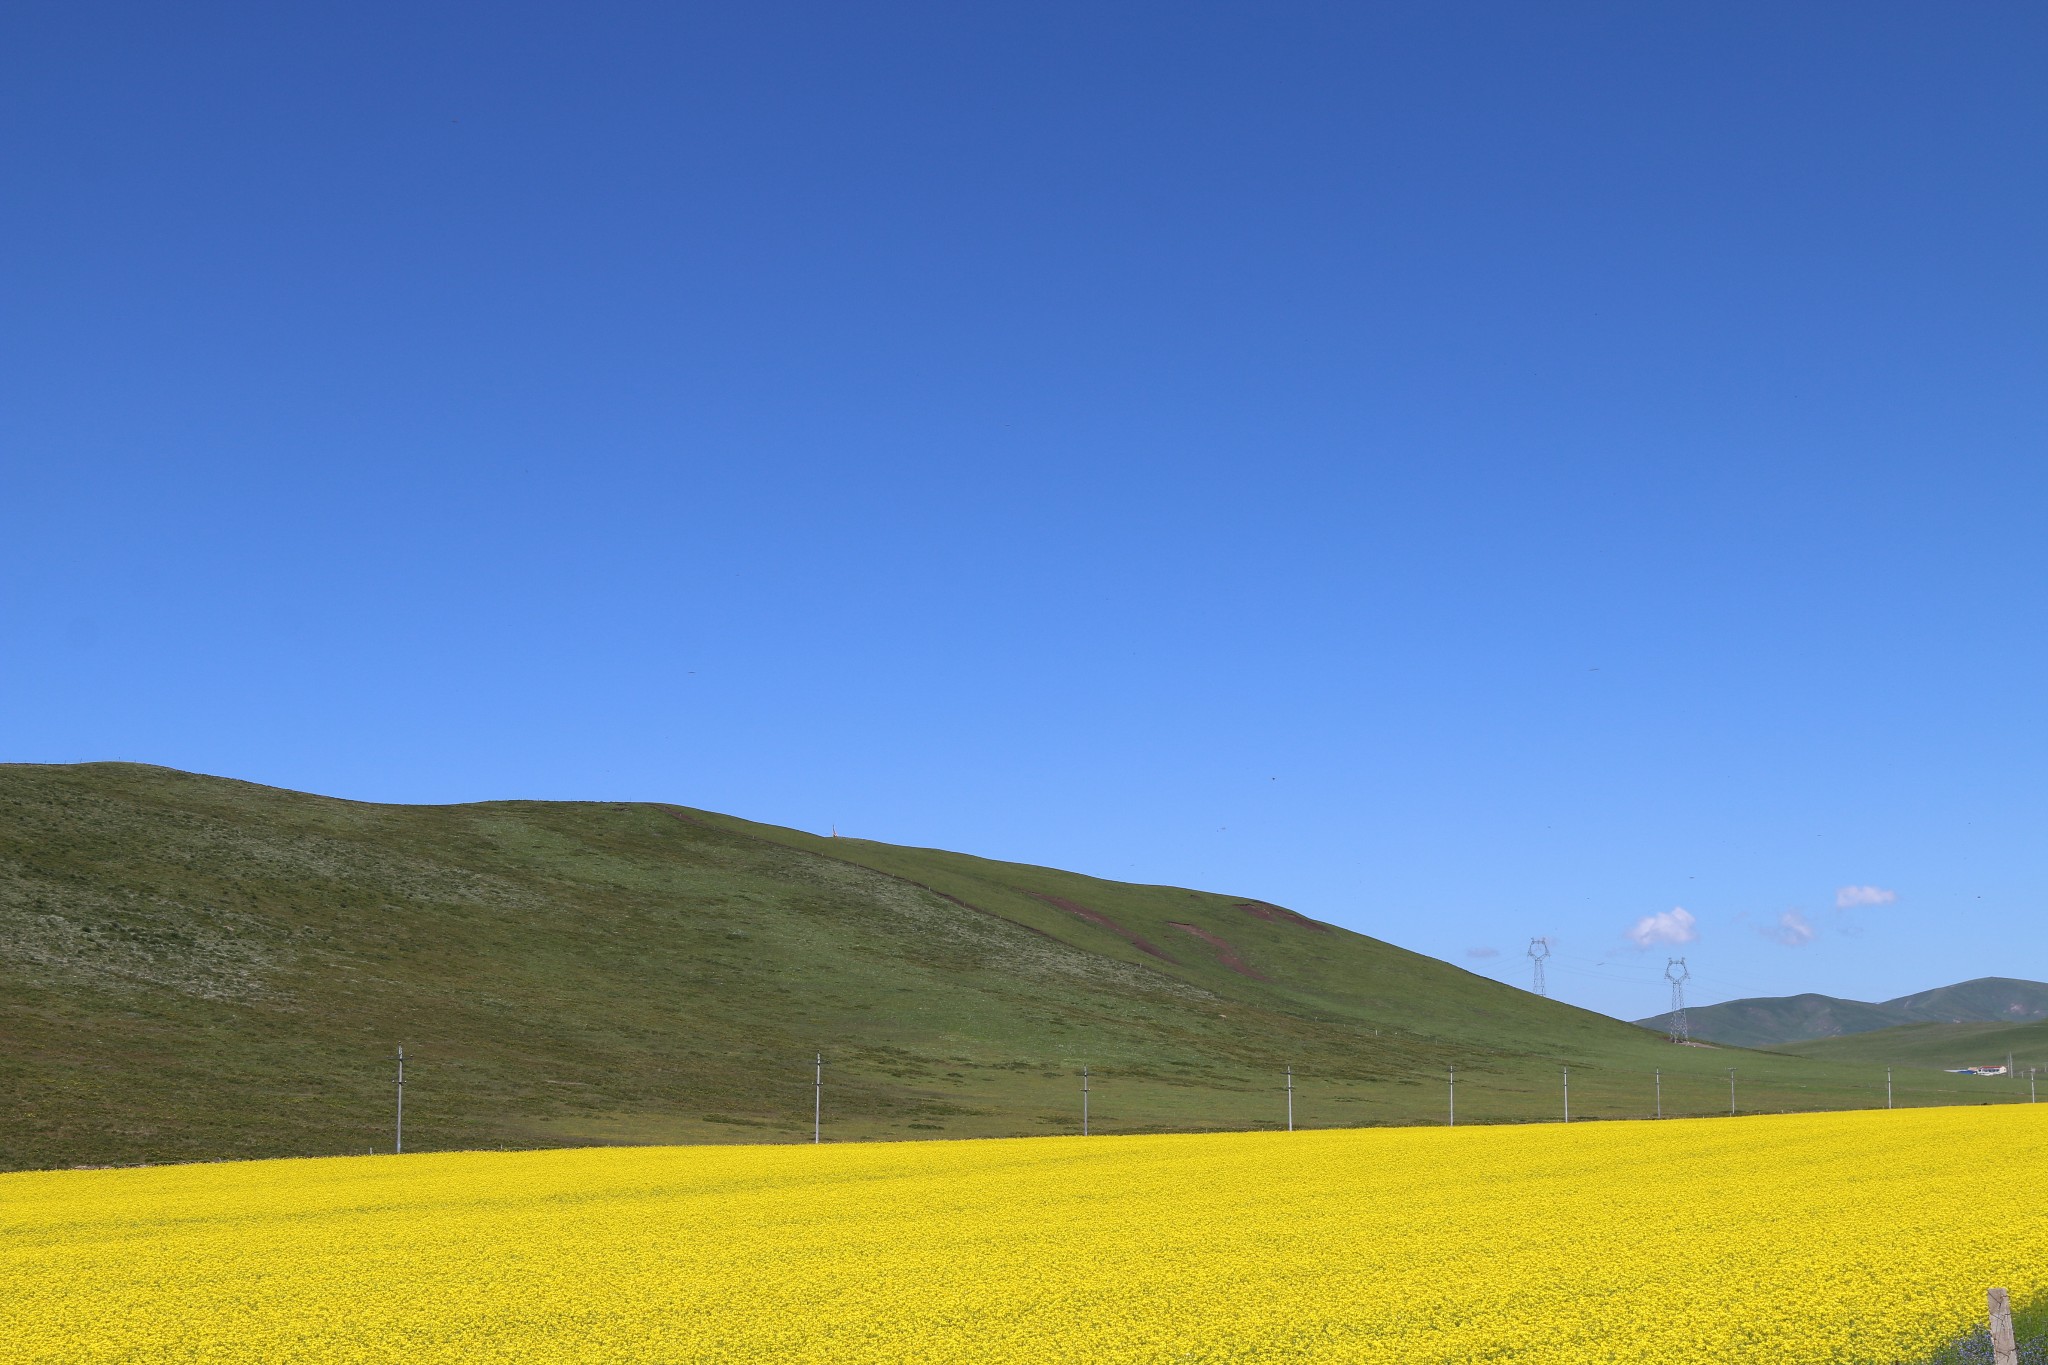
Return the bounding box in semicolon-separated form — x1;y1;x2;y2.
1636;977;2048;1048
1784;1017;2048;1078
0;763;2019;1172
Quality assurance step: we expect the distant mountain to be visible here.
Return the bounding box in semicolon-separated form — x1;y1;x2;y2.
1635;977;2048;1049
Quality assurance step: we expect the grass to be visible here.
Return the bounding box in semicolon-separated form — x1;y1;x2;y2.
1;762;2031;1171
1787;1018;2048;1079
1922;1297;2048;1365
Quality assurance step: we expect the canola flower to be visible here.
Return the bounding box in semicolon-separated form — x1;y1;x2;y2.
3;1106;2043;1363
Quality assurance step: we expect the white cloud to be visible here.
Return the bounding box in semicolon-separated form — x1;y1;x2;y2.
1466;946;1501;960
1758;908;1816;947
1835;885;1897;909
1626;906;1698;948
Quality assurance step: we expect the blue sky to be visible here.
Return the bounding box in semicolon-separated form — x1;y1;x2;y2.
4;3;2042;1020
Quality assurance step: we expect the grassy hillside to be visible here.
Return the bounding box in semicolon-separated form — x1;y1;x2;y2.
1785;1017;2048;1079
1637;977;2048;1049
0;763;2020;1171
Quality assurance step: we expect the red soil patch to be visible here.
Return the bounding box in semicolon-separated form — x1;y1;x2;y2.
1167;922;1267;979
1234;901;1333;933
1027;893;1179;964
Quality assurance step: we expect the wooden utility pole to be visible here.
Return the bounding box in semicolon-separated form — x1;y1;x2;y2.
1285;1066;1294;1132
1082;1065;1090;1136
1654;1068;1661;1120
394;1046;405;1155
1562;1066;1569;1123
1988;1287;2018;1365
1448;1067;1455;1127
813;1053;822;1144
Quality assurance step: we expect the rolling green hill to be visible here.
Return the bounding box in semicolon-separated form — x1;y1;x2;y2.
1784;1017;2048;1078
0;763;2021;1172
1636;977;2048;1048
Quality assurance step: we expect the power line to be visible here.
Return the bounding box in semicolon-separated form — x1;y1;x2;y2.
1546;952;1777;1002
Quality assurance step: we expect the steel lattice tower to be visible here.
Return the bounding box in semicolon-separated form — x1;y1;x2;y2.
1527;937;1550;996
1665;957;1691;1044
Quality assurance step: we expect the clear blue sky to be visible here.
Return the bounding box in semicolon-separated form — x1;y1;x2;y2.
5;3;2042;1021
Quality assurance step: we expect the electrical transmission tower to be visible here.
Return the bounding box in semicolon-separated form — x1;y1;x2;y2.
1665;958;1691;1044
1527;937;1551;996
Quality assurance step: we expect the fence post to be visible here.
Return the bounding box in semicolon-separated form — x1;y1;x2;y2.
1989;1287;2018;1365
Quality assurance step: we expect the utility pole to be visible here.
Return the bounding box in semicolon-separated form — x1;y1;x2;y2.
1887;1067;1893;1110
1082;1065;1090;1136
1665;959;1691;1044
1654;1068;1661;1120
813;1053;822;1144
1448;1067;1455;1127
1527;937;1550;996
1728;1068;1736;1117
1562;1066;1570;1123
1285;1066;1294;1132
394;1046;405;1154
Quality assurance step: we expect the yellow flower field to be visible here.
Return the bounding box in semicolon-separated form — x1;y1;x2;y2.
3;1106;2042;1362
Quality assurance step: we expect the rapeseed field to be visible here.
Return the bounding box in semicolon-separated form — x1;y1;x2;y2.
4;1106;2041;1362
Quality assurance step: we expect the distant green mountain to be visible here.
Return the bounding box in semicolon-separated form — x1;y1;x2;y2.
1636;977;2048;1049
0;763;2008;1172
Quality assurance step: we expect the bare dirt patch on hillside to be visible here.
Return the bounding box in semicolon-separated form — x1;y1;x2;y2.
1167;922;1266;979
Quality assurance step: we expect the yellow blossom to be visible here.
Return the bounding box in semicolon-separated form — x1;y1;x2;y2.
3;1106;2040;1362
